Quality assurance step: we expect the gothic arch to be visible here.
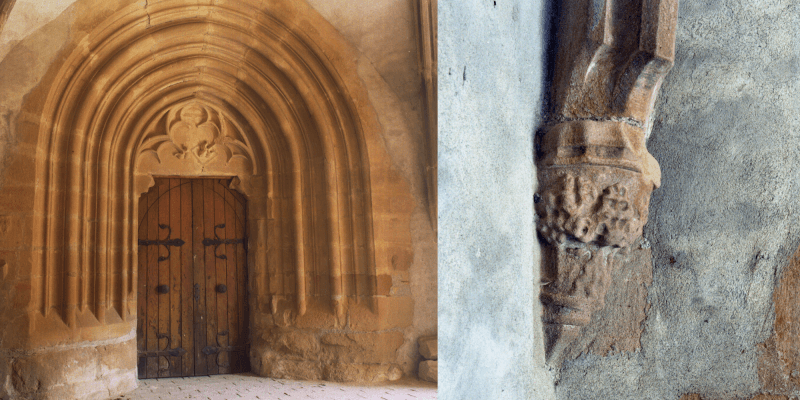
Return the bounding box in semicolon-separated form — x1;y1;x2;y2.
30;0;379;335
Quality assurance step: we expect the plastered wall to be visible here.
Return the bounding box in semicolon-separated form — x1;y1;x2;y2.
438;1;553;399
553;1;800;399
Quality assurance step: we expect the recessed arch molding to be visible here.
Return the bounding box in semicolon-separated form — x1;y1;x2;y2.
0;0;418;397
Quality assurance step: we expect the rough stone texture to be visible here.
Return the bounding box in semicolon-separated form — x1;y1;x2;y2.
125;374;437;400
549;238;652;362
249;321;408;382
680;395;789;400
554;0;800;399
418;335;436;360
419;360;437;383
438;1;553;399
1;337;137;399
758;242;800;395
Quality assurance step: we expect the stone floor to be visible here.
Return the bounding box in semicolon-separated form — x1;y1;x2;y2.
116;374;437;400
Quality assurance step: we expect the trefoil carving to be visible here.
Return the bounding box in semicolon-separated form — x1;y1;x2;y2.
140;102;252;169
135;101;256;197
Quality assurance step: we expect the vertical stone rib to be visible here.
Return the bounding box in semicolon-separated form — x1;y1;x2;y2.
640;0;677;59
295;171;307;316
0;0;16;35
417;0;438;236
120;170;132;320
65;128;87;327
331;154;347;319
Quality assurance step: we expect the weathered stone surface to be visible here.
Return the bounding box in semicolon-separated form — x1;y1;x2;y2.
2;338;136;399
758;243;800;395
554;0;800;398
537;123;660;364
419;360;437;383
545;238;653;362
680;394;788;400
535;0;676;367
418;335;437;360
250;327;405;382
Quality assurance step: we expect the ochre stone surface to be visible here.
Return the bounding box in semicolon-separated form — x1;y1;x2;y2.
0;0;436;396
758;243;800;395
418;360;437;383
680;394;788;400
1;337;136;399
0;0;14;39
418;335;437;360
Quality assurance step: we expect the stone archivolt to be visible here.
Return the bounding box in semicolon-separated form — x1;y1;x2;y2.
1;0;419;395
32;0;376;331
537;0;677;367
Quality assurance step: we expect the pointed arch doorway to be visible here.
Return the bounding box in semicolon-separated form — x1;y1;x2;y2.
137;178;249;378
9;0;421;395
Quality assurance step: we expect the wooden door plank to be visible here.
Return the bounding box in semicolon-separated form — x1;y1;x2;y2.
233;190;248;372
145;180;162;378
191;180;208;376
222;183;239;374
136;186;150;378
168;178;182;377
180;179;194;377
203;180;219;375
212;181;230;374
157;180;171;377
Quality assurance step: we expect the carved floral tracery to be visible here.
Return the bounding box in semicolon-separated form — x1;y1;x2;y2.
135;101;256;197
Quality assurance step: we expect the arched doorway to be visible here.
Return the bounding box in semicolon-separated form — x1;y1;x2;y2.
0;0;423;397
137;178;249;378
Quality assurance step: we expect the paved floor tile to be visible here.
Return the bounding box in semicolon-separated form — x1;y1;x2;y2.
115;374;437;400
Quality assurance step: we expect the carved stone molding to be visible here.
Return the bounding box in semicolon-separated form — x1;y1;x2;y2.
537;0;677;367
28;0;382;335
0;0;14;34
135;101;256;197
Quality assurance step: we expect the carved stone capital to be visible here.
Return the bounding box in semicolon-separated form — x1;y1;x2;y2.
537;120;658;331
537;0;677;368
537;121;660;367
537;120;659;249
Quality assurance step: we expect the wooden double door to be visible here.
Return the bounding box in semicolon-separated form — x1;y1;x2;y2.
137;178;249;378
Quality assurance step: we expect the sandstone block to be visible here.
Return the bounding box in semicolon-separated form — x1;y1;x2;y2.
418;335;437;360
319;331;404;364
349;296;414;331
419;360;437;383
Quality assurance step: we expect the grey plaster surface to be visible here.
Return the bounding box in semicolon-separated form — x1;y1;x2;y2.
438;1;553;399
555;1;800;398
